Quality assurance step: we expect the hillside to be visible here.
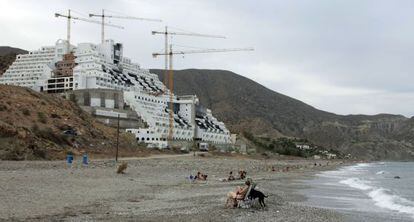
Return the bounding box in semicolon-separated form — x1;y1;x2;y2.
0;46;27;75
151;69;414;160
1;45;413;160
0;85;143;160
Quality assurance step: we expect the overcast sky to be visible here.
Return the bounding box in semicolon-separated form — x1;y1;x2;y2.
1;0;414;117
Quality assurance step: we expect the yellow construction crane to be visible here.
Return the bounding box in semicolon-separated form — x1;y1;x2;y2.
151;26;226;95
152;45;254;143
55;9;124;52
89;9;162;44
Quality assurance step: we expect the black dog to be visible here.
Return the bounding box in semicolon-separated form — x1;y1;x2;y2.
248;188;268;207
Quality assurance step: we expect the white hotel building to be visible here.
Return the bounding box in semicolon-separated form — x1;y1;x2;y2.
0;39;231;148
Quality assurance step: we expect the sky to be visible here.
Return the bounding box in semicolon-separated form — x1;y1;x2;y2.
1;0;414;117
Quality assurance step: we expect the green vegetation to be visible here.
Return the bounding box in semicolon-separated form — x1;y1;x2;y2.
243;131;341;158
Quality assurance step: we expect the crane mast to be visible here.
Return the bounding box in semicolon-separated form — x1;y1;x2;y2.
168;44;174;141
55;9;123;52
67;10;71;52
152;26;226;94
152;27;227;143
164;26;168;95
89;9;162;44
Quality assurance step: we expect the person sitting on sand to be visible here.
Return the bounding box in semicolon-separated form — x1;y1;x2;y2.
226;180;251;208
228;171;235;181
238;170;247;180
187;174;197;182
195;171;208;181
195;171;202;180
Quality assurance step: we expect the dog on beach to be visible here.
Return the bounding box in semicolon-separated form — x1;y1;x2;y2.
248;188;268;208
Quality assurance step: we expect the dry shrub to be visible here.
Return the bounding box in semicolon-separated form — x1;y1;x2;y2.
37;112;47;124
32;126;71;145
50;113;60;119
32;148;47;159
22;108;31;116
0;104;8;111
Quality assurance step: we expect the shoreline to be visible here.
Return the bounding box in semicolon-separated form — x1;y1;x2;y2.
0;155;350;221
298;161;414;222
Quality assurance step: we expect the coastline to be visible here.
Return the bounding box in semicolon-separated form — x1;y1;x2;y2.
0;154;349;221
298;161;414;222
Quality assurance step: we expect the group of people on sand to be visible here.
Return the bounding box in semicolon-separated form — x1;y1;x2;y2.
188;171;208;182
196;171;208;180
268;162;331;173
271;166;291;172
224;170;252;208
227;170;247;181
187;170;263;208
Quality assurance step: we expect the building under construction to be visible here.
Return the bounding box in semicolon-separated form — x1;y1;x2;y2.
0;39;232;148
0;10;254;148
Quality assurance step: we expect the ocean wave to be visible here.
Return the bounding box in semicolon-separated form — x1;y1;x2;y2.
339;178;372;190
369;188;414;218
356;163;371;167
342;163;371;173
340;177;414;218
317;170;349;178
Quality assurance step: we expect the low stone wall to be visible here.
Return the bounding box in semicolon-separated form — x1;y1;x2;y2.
168;140;194;150
80;106;146;129
65;89;146;130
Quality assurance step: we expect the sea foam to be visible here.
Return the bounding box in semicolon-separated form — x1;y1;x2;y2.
369;188;414;218
339;177;372;191
340;177;414;218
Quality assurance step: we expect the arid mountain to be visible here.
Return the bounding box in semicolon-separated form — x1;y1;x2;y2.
151;69;414;160
0;46;27;75
0;46;27;56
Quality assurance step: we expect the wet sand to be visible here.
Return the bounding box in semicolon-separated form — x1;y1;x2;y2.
0;154;346;221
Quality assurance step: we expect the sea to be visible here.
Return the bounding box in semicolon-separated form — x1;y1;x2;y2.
301;162;414;221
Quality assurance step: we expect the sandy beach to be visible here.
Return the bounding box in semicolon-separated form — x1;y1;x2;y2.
0;154;347;221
